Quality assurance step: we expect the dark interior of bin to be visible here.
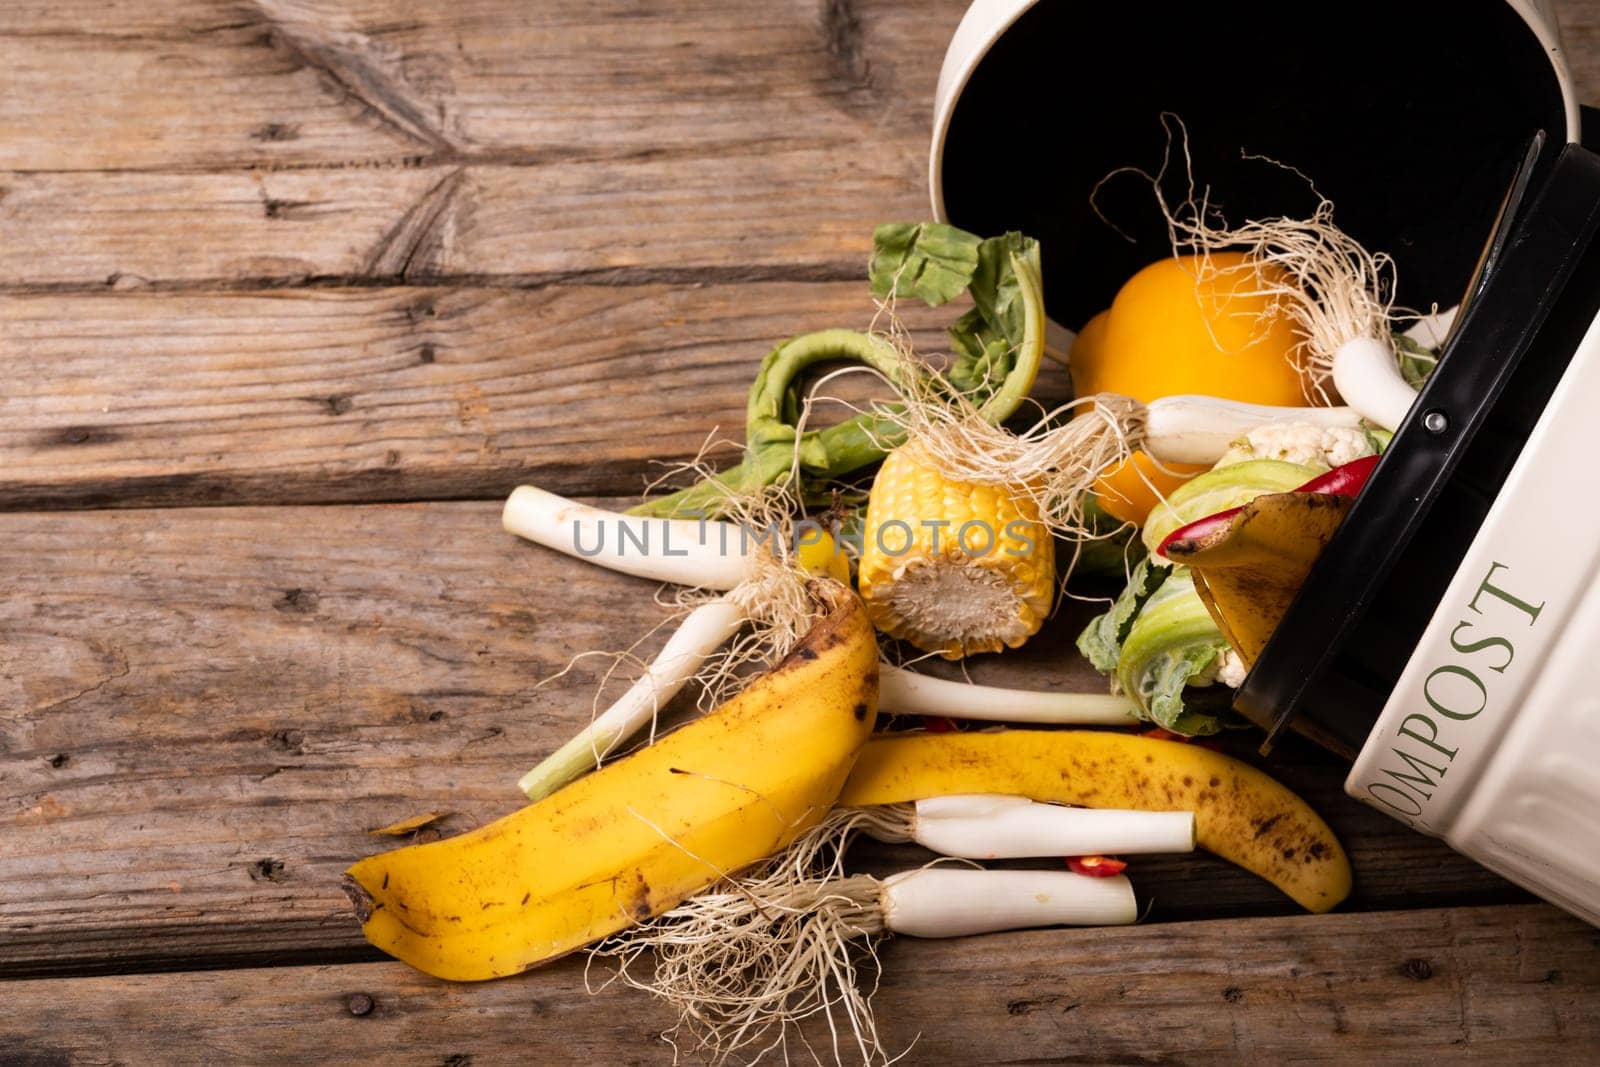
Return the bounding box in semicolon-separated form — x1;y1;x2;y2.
940;0;1568;328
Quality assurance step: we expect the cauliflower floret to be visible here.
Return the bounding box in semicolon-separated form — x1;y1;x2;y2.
1215;647;1248;688
1214;423;1378;471
1189;645;1248;689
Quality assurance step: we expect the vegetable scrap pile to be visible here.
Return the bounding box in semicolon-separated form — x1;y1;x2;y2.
345;178;1441;1062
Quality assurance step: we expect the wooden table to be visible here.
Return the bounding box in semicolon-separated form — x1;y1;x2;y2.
4;2;1599;1062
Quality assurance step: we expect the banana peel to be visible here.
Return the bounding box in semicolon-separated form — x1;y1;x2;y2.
839;730;1351;913
345;580;879;981
1160;491;1352;668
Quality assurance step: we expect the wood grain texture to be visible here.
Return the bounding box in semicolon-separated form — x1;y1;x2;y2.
0;0;951;172
0;502;1521;979
0;904;1594;1064
1;1;1597;508
0;0;951;287
0;154;924;289
3;2;1599;1056
0;284;980;509
4;0;1600;291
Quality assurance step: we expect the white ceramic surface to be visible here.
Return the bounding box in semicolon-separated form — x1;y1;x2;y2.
1346;276;1600;927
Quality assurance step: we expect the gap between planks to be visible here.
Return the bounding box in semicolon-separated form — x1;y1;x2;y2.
0;281;971;511
0;904;1593;1064
0;263;868;297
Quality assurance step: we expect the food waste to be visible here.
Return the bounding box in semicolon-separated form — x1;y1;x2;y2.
344;173;1435;1059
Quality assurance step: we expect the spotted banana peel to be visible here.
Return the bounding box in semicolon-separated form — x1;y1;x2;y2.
1161;490;1354;668
839;730;1352;913
344;580;879;981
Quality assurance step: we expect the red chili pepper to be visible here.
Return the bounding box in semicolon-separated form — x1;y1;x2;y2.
1156;505;1244;558
1294;454;1380;497
921;715;958;734
1067;855;1128;877
1156;455;1381;558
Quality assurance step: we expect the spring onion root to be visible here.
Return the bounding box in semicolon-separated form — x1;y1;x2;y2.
517;598;746;800
1331;335;1419;431
866;794;1196;859
878;124;1412;565
879;664;1139;724
602;804;1139;1062
528;654;1143;801
1100;115;1405;402
896;388;1367;544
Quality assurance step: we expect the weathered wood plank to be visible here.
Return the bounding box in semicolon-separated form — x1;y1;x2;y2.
0;154;923;289
3;4;1599;510
1563;0;1600;104
0;0;950;288
0;0;953;171
0;904;1593;1064
0;502;1521;978
0;283;972;509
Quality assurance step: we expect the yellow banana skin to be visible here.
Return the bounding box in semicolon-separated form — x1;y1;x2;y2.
839;730;1351;913
1164;491;1353;668
346;581;879;981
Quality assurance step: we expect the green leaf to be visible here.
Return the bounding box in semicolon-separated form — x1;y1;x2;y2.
1076;557;1170;674
869;223;983;307
949;233;1039;402
1393;331;1439;389
1115;567;1233;736
944;308;1008;395
869;222;1043;414
639;224;1046;517
966;231;1030;349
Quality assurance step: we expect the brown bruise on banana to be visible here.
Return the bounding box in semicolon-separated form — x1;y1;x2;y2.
621;869;654;923
840;732;1350;912
343;875;374;924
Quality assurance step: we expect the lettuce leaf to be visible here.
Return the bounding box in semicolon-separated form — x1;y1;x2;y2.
869;223;1040;404
1115;567;1233;735
1076;557;1170;673
869;222;982;307
1394;331;1439;389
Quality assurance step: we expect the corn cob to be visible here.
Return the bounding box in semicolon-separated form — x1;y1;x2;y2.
858;444;1054;658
